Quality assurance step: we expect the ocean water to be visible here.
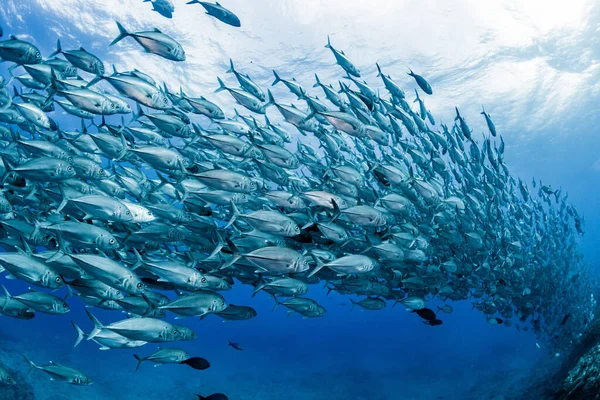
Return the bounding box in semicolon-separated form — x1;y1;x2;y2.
0;1;599;399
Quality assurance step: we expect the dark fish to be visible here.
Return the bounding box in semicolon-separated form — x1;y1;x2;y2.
197;394;228;400
560;313;571;326
425;319;443;326
412;307;437;321
228;341;243;351
180;357;210;370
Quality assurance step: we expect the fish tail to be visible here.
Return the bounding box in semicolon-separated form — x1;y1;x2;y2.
324;35;332;49
251;277;268;297
71;321;86;348
220;237;241;270
130;103;145;124
133;354;145;372
350;299;357;312
480;104;486;115
376;62;382;77
48;38;62;58
1;284;10;311
22;356;38;374
214;76;227;93
226;58;235;73
265;89;276;108
110;21;130;46
307;255;326;278
86;74;105;88
85;309;104;341
271;295;281;312
271;70;282;86
0;155;15;185
312;73;321;88
225;200;240;229
454;107;461;121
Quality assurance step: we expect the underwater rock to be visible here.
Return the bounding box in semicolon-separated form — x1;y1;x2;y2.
555;343;600;399
554;318;600;399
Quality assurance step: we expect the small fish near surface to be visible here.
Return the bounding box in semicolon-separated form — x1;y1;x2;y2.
110;22;185;61
187;1;241;27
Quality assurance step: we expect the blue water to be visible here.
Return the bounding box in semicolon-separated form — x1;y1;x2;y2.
1;1;599;399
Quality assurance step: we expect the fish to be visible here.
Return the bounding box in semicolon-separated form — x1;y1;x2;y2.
187;1;241;27
228;341;243;350
133;347;189;371
143;0;175;18
197;394;228;400
0;23;591;377
407;69;432;95
181;357;210;370
325;36;360;77
0;36;42;66
49;39;104;75
23;356;92;385
110;22;185;62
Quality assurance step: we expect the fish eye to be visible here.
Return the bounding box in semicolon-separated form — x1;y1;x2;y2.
67;166;73;171
173;330;179;335
63;303;68;309
109;238;115;244
55;277;61;283
201;278;207;283
136;282;142;288
126;210;131;215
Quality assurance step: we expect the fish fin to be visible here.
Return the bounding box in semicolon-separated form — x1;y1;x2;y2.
133;354;144;372
376;62;382;77
214;76;227;93
224;200;240;229
48;38;62;58
71;320;86;348
271;70;282;86
324;35;332;49
110;21;130;46
226;58;235;73
307;255;326;278
312;73;321;88
220;237;241;270
22;356;38;374
265;89;276;108
85;309;105;341
350;299;356;312
1;284;10;311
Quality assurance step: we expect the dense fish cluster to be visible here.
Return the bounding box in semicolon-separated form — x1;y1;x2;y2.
0;15;594;389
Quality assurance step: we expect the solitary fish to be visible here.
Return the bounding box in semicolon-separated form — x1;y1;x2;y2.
110;22;185;61
133;348;189;371
407;69;432;95
187;1;241;27
228;341;243;351
23;356;92;385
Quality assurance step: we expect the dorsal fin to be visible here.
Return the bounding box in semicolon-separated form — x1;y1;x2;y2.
153;28;162;33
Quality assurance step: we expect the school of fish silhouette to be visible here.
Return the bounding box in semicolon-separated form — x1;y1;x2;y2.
0;10;595;386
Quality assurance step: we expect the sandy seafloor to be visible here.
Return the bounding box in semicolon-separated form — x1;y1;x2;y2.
1;282;546;400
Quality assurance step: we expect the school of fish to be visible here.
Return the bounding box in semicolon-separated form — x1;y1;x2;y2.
0;1;595;391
